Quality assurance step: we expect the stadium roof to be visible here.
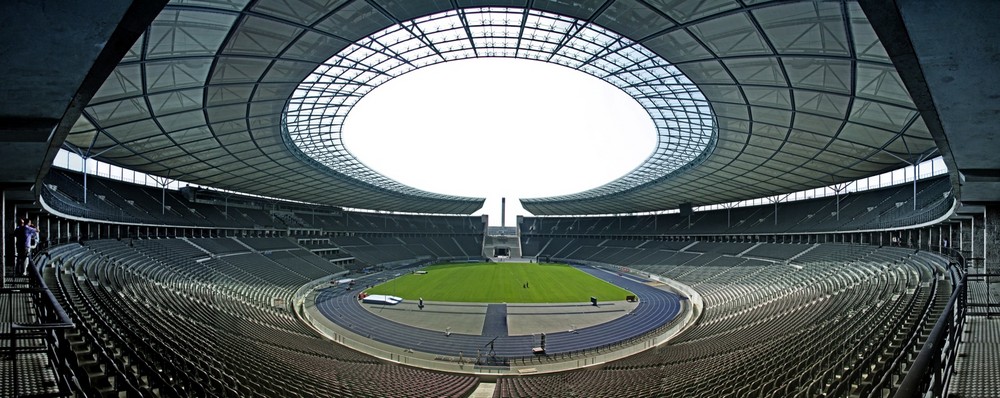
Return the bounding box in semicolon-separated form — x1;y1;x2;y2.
62;0;937;215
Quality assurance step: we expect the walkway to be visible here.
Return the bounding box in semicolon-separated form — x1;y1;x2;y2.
482;304;508;337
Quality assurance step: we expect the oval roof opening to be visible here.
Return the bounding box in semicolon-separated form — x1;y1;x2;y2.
284;7;715;223
342;58;657;203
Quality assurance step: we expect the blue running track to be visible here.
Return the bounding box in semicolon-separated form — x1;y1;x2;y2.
315;265;682;359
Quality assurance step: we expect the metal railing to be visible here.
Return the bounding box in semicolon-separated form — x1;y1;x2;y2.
4;254;78;397
892;252;967;398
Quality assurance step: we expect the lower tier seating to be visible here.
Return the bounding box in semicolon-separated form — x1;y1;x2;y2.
50;239;478;397
494;243;950;398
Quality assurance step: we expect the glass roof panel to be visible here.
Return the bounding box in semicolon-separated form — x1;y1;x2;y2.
145;58;213;91
783;57;852;93
147;9;237;59
314;1;394;41
206;103;248;121
532;0;600;20
648;0;741;24
753;107;793;127
675;60;734;84
848;2;891;63
223;15;302;56
753;2;849;56
838;121;897;149
855;64;914;106
723;57;787;86
252;0;347;25
689;12;772;57
595;0;673;40
122;32;145;62
86;99;151;126
147;88;204;115
208;57;270;84
168;126;213;145
167;0;250;10
93;64;144;103
793;90;851;118
157;110;207;132
742;86;792;108
283;31;350;61
644;30;714;63
849;100;917;131
793;113;843;136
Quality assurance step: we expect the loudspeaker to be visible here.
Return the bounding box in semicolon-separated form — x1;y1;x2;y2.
679;202;693;216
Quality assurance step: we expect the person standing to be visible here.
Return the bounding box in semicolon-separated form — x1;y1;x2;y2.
27;219;40;251
14;218;37;276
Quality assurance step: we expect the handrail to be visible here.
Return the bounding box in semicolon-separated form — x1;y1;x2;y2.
27;257;75;327
6;254;78;397
892;255;966;397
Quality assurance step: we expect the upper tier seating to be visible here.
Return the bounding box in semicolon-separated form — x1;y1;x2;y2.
331;235;484;266
519;176;952;237
42;168;487;237
43;168;948;237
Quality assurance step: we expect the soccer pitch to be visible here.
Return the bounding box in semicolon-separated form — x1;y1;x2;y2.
365;262;633;303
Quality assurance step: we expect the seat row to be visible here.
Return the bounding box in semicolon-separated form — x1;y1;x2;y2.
50;240;479;397
494;245;951;397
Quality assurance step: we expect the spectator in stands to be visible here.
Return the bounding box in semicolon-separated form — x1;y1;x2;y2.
13;218;36;275
27;219;40;250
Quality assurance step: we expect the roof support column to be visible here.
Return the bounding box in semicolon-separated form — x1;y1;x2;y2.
831;182;852;221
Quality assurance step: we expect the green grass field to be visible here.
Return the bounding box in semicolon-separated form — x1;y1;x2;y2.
365;262;633;303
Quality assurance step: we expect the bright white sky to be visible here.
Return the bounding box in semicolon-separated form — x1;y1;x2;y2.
343;58;657;226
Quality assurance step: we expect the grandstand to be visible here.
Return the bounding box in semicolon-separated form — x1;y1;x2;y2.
2;1;998;398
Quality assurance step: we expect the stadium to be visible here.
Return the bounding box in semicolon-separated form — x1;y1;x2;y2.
1;1;997;397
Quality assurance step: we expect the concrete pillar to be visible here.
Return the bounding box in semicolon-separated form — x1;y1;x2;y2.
987;205;999;273
937;225;943;253
2;189;6;285
973;214;985;271
951;223;957;253
962;218;974;261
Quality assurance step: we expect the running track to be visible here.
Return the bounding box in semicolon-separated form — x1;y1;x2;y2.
315;265;682;359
